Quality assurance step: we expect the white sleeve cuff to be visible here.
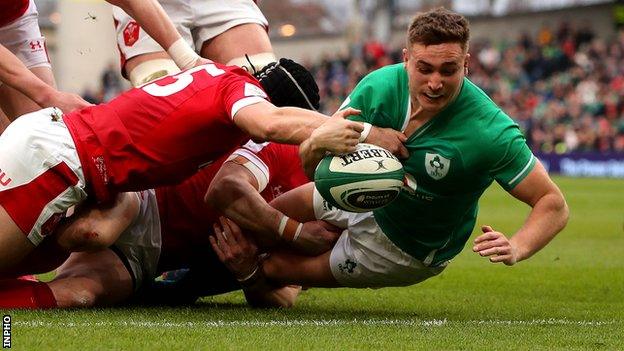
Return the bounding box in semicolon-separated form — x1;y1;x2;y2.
226;148;270;192
230;96;267;119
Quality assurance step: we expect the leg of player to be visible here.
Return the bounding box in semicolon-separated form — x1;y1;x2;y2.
50;249;134;308
268;182;343;254
269;182;317;222
124;51;180;87
0;206;35;271
0;248;133;309
199;23;276;73
0;239;69;279
263;250;340;288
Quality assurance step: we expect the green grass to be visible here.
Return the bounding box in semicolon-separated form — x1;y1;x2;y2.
7;177;624;350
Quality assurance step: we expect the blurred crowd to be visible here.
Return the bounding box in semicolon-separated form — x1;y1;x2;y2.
309;23;624;154
86;22;624;154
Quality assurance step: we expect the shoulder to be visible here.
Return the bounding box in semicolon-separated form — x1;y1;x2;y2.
356;63;407;92
345;64;408;113
454;79;521;141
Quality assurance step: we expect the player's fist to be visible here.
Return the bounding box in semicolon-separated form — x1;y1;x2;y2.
472;225;518;266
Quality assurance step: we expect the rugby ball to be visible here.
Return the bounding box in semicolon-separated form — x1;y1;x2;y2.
314;143;404;212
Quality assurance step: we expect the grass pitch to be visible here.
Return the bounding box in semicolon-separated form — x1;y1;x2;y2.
6;177;624;350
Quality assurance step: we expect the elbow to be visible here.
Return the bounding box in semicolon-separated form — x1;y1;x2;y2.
548;192;569;233
250;121;280;143
205;174;243;210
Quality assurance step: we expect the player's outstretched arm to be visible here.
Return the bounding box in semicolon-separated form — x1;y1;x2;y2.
106;0;206;69
472;161;568;265
0;44;91;115
234;102;362;153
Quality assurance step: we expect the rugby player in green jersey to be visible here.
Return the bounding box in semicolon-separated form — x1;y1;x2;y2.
210;7;569;290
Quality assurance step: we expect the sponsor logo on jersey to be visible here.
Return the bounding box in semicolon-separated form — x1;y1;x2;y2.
29;40;43;52
338;259;357;274
244;82;267;99
425;153;450;180
123;20;140;47
93;156;109;185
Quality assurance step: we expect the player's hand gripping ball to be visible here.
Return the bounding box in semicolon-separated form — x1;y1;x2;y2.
314;143;405;212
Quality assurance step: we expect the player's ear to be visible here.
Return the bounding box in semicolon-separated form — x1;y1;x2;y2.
463;53;470;75
402;48;409;64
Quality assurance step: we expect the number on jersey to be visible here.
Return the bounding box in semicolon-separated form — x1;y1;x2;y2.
142;64;226;97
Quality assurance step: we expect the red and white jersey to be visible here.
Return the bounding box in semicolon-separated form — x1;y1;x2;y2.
0;0;29;27
63;63;267;203
155;142;308;272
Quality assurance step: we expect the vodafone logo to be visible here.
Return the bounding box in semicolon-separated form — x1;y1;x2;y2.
123;20;140;47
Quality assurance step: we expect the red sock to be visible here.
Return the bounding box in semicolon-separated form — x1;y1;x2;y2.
0;279;58;309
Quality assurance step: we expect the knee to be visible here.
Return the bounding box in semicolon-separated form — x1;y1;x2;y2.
52;281;98;308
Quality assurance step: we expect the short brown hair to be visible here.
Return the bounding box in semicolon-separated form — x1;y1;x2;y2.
407;7;470;51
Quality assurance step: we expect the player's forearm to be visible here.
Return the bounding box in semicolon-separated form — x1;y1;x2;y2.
0;45;56;106
511;192;569;262
254;107;325;145
207;174;284;244
55;192;140;251
299;137;326;180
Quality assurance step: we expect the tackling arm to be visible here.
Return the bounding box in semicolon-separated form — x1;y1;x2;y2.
473;161;569;265
233;101;362;154
206;156;285;246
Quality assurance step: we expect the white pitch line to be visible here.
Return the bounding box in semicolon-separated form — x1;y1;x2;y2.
11;318;617;328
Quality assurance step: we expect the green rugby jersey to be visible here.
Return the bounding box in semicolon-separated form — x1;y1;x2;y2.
341;63;535;266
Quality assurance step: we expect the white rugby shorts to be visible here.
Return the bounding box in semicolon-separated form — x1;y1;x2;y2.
113;0;268;62
0;0;51;69
0;108;87;246
313;187;447;288
112;190;162;291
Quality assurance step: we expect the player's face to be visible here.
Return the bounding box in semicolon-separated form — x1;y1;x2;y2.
403;42;468;113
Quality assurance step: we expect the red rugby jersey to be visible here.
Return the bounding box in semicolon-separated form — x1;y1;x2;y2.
0;0;29;27
156;142;309;272
63;63;268;203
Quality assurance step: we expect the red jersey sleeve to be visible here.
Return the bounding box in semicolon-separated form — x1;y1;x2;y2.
219;67;269;119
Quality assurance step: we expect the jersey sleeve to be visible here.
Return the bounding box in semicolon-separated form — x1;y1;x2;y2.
338;78;375;123
486;111;536;191
337;65;409;130
220;69;269;119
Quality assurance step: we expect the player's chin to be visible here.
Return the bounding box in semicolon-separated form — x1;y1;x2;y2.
418;94;448;112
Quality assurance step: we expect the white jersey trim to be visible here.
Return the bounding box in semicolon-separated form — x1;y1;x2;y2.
230;96;267;119
227;148;270;192
507;154;535;186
